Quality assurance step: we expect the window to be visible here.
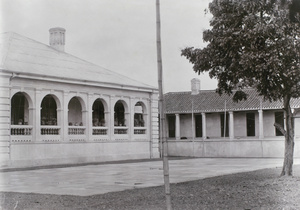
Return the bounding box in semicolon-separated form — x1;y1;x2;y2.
134;102;145;127
11;92;29;125
275;112;284;136
168;115;176;138
41;95;57;125
68;97;83;126
246;113;255;136
92;99;105;126
195;115;202;137
114;101;125;126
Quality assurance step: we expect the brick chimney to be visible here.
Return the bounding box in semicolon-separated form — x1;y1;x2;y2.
191;78;200;95
49;27;65;52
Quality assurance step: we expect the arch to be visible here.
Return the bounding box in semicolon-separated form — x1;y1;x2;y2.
92;98;107;126
134;101;147;127
68;97;84;126
114;100;128;126
40;94;58;125
11;92;32;125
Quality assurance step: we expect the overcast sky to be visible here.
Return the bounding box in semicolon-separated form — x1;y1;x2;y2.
1;0;217;92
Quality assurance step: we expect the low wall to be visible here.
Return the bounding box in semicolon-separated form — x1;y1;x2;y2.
167;137;300;158
9;141;151;168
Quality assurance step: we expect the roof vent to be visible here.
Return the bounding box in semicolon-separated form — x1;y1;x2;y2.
191;78;200;95
49;27;65;52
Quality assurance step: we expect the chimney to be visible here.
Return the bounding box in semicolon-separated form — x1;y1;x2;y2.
191;78;200;95
49;27;66;52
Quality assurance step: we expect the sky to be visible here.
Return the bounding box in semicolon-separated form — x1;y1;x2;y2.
1;0;218;92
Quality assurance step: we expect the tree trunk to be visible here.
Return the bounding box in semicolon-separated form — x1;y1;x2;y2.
281;95;295;176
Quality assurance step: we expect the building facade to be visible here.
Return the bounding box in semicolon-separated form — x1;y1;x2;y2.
165;79;300;158
0;29;159;168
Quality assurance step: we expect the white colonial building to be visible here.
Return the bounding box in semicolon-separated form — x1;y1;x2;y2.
0;28;159;168
165;79;300;158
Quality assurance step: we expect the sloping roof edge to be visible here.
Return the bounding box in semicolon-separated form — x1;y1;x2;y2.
0;32;157;92
164;89;300;113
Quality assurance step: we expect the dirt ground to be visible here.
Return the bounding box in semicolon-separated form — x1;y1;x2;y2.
1;165;300;210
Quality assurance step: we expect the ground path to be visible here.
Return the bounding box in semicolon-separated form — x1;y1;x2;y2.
1;158;299;196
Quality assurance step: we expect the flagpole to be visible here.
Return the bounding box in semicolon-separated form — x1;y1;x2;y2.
156;0;172;209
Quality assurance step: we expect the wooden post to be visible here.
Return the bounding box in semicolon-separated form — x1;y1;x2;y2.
156;0;172;209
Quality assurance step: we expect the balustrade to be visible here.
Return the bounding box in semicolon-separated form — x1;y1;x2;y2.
114;127;128;134
93;127;108;135
134;128;146;134
68;126;85;135
41;126;60;135
11;125;33;135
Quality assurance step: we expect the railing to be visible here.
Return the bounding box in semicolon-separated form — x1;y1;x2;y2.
41;126;60;135
11;125;33;135
114;127;128;134
93;127;108;135
68;126;85;135
134;127;146;134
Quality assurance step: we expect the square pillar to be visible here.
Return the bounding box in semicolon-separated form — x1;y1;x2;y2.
258;109;264;139
63;91;69;141
35;89;41;141
87;94;94;141
201;112;206;140
229;111;234;140
175;114;180;140
110;96;115;141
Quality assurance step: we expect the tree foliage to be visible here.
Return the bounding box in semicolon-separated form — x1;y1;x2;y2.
182;0;300;102
182;0;300;176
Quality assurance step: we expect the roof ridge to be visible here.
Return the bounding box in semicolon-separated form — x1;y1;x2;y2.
166;89;218;95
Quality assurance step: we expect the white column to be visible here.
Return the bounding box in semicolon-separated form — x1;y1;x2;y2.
191;113;195;139
229;111;234;140
110;96;115;141
35;89;41;141
175;114;180;140
128;97;134;140
87;93;93;141
201;113;207;140
63;91;69;141
258;109;264;139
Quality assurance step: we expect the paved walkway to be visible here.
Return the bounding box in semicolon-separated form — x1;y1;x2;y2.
0;158;299;196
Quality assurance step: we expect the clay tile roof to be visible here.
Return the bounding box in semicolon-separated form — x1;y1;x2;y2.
0;32;156;90
165;89;300;113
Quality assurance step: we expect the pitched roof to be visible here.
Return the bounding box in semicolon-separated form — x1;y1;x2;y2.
0;32;155;90
165;89;300;113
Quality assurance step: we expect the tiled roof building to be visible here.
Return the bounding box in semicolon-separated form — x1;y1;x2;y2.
164;79;300;158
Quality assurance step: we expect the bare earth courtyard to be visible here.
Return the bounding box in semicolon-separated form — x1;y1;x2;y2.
0;158;300;209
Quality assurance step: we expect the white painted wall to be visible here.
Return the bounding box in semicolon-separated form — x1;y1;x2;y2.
234;112;246;137
5;75;159;168
206;113;221;138
10;141;150;167
180;114;193;138
167;138;300;158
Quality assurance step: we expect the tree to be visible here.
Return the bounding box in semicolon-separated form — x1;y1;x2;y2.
182;0;300;176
